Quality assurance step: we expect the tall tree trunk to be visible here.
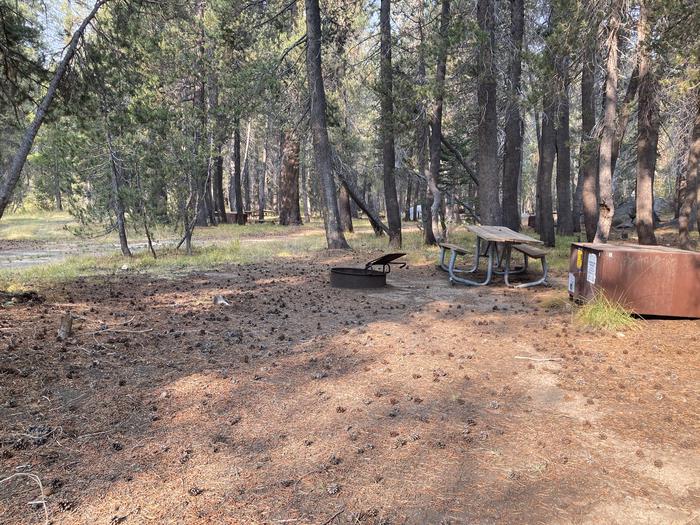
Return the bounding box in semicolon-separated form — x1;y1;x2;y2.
204;173;215;225
416;12;435;244
213;149;226;223
555;58;574;235
338;184;353;232
611;65;640;177
404;176;413;221
578;30;598;241
243;121;252;212
595;7;621;243
476;0;502;225
274;131;282;215
679;94;700;249
209;69;227;223
279;130;302;225
193;0;209;228
380;0;402;247
0;0;109;219
412;177;420;221
301;163;311;223
193;137;208;230
304;0;349;248
233;120;244;225
635;0;658;245
428;0;450;241
105;125;132;257
502;0;524;231
53;168;63;211
258;124;268;221
536;96;557;247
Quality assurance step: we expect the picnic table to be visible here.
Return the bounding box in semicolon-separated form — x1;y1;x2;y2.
438;225;548;287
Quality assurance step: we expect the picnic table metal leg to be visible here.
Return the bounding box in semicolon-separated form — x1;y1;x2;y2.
503;244;514;286
449;241;494;286
467;237;482;273
438;245;449;272
495;243;506;269
504;248;548;288
514;256;548;288
439;246;469;274
499;244;527;277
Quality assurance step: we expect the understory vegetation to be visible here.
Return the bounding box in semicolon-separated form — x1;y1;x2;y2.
0;0;698;254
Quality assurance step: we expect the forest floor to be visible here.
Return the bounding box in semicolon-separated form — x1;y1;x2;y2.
0;214;699;524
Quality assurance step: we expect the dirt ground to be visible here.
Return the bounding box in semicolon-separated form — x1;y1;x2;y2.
1;250;699;524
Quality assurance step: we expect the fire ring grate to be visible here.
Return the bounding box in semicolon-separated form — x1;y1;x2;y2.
330;253;406;289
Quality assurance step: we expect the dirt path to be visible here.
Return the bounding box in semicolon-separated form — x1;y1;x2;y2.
0;254;698;524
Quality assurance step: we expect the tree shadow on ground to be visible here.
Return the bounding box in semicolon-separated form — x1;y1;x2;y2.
1;254;698;524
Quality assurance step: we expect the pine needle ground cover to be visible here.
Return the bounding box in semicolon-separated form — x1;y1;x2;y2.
1;223;698;524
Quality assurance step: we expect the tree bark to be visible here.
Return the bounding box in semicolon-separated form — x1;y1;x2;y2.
611;65;640;177
555;58;574;235
54;168;63;211
635;0;658;245
242;121;252;212
428;0;450;241
536;96;557;247
595;8;621;244
476;0;502;225
274;131;282;215
105;125;132;257
279;130;302;225
193;0;209;229
258;124;268;221
415;12;435;244
579;31;598;242
380;0;402;247
208;69;227;223
404;176;412;221
338;183;353;232
233;120;245;225
679;94;700;250
301;164;311;223
0;0;109;220
331;150;389;235
502;0;524;231
304;0;349;248
213;149;226;223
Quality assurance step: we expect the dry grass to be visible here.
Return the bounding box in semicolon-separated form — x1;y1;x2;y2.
0;212;583;293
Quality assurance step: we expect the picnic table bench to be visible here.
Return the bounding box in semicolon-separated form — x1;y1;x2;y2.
438;225;548;287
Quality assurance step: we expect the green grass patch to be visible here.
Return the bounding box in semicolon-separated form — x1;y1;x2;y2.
0;211;78;242
546;233;582;272
574;293;638;331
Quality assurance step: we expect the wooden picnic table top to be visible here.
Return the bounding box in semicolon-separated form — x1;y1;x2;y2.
467;225;543;244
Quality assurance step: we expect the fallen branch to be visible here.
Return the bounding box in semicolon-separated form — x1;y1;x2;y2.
0;473;49;525
321;507;345;525
514;356;563;362
440;134;479;186
330;149;390;236
89;328;153;335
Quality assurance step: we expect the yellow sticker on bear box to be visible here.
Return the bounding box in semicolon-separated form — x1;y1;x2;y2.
576;249;583;269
